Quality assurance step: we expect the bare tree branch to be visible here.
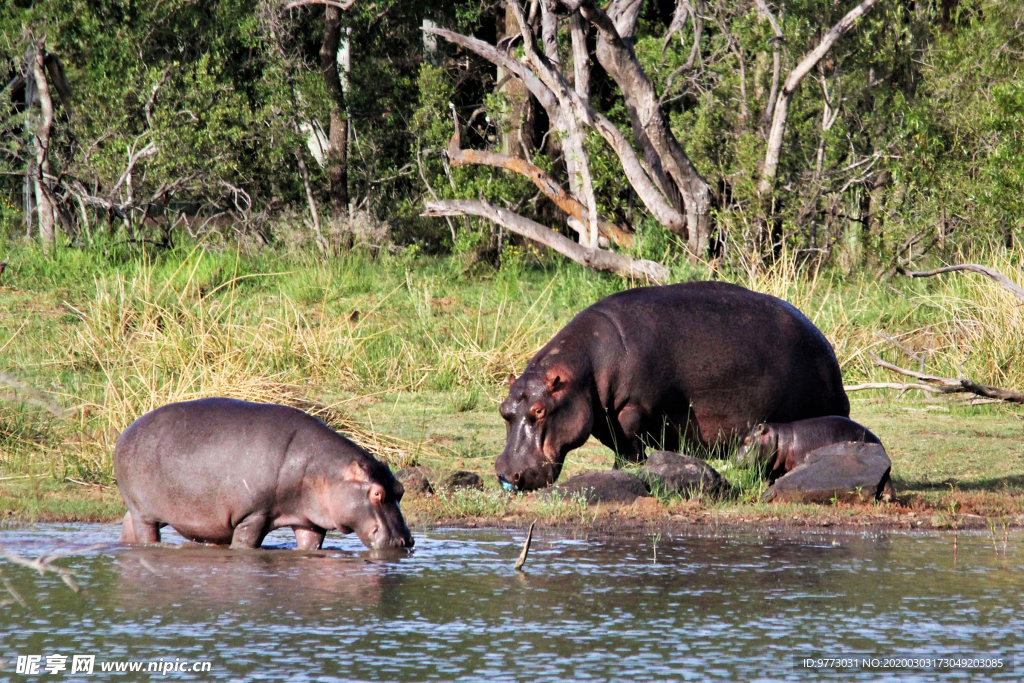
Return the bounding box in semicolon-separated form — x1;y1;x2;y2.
511;0;600;248
425;25;689;239
283;0;355;10
759;0;878;195
753;0;784;127
294;148;327;252
30;39;56;247
575;0;712;256
569;10;590;98
0;372;67;416
898;263;1024;305
844;382;950;394
446;105;632;247
869;352;1024;404
423;199;667;282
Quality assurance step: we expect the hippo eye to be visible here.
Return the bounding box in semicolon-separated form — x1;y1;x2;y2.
370;485;384;503
530;402;545;420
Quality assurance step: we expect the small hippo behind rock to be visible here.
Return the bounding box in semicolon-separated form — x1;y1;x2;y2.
764;442;893;504
114;398;413;550
736;416;881;483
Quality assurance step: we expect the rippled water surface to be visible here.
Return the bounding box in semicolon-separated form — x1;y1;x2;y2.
0;524;1021;681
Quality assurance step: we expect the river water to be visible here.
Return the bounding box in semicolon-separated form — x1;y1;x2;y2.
0;524;1020;681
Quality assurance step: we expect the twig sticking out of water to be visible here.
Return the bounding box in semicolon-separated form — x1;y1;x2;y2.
514;521;536;572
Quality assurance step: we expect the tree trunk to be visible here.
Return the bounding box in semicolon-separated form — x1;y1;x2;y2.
320;6;349;220
30;40;56;249
569;11;590;99
425;20;689;241
758;0;878;196
580;0;712;258
497;3;535;159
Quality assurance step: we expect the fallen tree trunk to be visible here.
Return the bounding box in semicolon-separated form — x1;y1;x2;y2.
897;263;1024;305
844;382;949;394
423;199;667;283
868;352;1024;404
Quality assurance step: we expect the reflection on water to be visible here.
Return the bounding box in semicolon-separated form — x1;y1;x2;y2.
0;524;1021;681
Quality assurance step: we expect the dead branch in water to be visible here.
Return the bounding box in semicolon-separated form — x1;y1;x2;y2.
867;352;1024;405
897;263;1024;305
514;521;535;572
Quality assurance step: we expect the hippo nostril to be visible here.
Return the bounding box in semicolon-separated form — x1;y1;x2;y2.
512;472;522;484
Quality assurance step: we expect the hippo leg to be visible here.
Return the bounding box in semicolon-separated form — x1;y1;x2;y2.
293;526;326;550
229;514;270;549
120;512;136;543
610;405;646;468
121;511;161;544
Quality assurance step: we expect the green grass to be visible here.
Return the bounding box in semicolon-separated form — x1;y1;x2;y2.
2;238;1024;525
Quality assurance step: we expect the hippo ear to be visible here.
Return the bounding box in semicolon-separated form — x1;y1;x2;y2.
545;367;571;394
343;461;371;483
754;423;767;436
505;373;517;387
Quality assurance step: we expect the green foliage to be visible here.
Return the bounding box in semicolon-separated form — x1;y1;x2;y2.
3;0;1024;274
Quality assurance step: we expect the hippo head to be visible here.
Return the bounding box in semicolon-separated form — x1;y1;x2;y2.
735;423;777;467
328;458;413;550
496;364;593;492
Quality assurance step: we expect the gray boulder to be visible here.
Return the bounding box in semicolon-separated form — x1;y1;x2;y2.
541;470;651;505
640;451;729;498
764;442;894;504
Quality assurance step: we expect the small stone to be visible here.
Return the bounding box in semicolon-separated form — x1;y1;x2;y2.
640;451;729;498
764;442;893;504
541;470;651;505
443;470;484;491
395;467;434;496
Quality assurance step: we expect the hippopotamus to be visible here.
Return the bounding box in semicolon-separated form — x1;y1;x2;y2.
114;398;413;550
496;282;849;491
736;416;882;483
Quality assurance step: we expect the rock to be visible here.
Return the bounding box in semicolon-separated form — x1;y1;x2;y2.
541;470;651;505
640;451;729;498
764;442;894;504
442;470;484;491
395;467;434;496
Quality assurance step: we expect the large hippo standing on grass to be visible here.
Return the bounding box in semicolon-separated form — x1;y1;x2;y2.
496;282;850;491
114;398;413;550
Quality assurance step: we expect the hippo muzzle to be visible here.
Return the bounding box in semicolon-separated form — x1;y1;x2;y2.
362;515;414;550
495;447;562;492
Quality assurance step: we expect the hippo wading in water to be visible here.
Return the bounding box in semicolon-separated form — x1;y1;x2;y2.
736;416;882;484
114;398;413;550
496;282;850;491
